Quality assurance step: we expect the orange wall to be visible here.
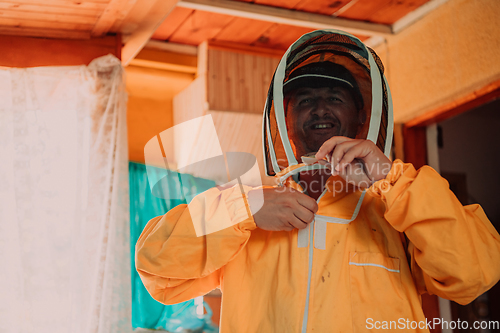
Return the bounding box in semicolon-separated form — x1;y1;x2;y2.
126;65;194;163
374;0;500;124
0;35;121;67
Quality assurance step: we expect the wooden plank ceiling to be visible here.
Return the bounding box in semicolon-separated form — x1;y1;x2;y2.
153;8;321;50
0;0;432;61
0;0;180;64
152;0;430;50
0;0;105;39
235;0;430;23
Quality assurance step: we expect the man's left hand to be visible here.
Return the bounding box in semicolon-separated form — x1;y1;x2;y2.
315;137;392;189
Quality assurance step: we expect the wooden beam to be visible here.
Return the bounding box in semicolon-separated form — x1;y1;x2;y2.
392;0;450;34
176;0;393;37
0;8;97;24
129;59;196;73
136;47;197;66
0;34;120;67
0;16;93;31
0;0;107;11
0;2;102;16
0;26;90;39
363;35;385;48
146;40;198;56
393;122;405;161
129;46;197;73
207;40;283;59
332;0;359;17
422;295;443;333
121;0;179;66
405;78;500;128
92;0;138;37
402;125;427;168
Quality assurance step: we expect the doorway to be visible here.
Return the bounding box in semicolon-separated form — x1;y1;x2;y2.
437;98;500;332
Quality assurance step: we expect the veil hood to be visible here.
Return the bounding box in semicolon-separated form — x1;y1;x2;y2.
262;30;393;176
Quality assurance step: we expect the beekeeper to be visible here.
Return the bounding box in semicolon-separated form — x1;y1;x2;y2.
136;30;500;333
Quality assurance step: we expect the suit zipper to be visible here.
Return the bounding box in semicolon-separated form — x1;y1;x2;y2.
301;190;327;333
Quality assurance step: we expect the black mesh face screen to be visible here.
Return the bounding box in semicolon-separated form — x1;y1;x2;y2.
376;77;389;153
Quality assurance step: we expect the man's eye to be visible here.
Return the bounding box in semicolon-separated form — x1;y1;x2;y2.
328;97;342;102
299;98;312;105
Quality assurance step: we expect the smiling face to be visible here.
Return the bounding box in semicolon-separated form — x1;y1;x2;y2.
286;85;362;159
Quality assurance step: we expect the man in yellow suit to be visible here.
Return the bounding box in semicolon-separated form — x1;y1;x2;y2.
136;30;500;332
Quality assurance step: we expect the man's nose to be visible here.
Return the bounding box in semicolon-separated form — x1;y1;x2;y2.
311;98;332;117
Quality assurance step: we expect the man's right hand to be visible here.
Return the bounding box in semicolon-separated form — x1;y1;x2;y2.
247;187;318;231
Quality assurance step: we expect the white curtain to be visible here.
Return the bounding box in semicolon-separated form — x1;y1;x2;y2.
0;55;132;333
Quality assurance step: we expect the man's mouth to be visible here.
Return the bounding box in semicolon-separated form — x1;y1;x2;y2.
310;122;335;130
313;123;333;129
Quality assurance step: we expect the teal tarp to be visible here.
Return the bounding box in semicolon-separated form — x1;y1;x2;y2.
129;162;217;330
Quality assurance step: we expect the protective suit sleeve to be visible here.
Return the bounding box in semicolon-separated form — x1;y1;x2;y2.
135;184;257;305
369;159;500;305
